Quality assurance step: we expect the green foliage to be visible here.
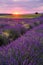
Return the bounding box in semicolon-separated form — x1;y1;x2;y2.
20;28;26;35
3;29;20;40
9;30;20;40
34;21;40;26
0;34;10;46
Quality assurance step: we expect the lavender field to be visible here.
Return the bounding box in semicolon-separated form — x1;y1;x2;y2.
0;14;43;65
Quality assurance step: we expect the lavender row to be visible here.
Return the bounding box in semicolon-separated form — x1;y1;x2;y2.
0;16;43;47
0;27;43;65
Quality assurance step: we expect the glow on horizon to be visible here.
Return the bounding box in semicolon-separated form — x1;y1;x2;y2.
11;7;32;14
12;12;21;14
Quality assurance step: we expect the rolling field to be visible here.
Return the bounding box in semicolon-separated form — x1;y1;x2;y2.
0;14;41;18
0;14;43;65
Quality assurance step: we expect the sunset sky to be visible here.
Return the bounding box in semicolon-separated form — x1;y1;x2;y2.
0;0;43;14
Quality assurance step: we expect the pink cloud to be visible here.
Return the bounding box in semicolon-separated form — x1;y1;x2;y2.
12;7;31;14
0;6;43;14
31;6;43;13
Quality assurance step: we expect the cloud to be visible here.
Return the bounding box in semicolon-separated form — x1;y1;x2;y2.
0;0;43;13
32;6;43;13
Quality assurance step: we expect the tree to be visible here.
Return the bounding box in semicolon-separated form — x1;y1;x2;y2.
35;12;38;14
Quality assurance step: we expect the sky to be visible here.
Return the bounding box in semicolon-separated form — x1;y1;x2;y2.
0;0;43;14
